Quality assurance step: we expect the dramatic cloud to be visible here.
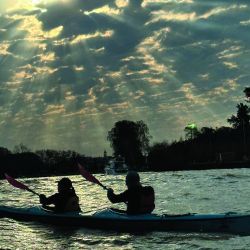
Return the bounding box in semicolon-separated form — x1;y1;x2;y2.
0;0;249;154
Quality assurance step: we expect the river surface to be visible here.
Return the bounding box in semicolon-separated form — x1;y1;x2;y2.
1;169;250;249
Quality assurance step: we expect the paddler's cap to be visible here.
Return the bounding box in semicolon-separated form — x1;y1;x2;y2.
57;177;72;188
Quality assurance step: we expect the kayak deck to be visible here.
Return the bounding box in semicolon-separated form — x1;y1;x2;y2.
1;206;250;235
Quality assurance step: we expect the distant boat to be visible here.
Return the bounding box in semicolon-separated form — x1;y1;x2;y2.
104;158;128;175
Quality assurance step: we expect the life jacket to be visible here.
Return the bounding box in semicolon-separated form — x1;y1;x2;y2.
139;186;155;213
63;196;80;212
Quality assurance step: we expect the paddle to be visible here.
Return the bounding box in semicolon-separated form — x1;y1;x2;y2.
4;173;40;196
77;163;108;190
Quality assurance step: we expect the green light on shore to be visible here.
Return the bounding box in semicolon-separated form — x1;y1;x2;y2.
186;123;197;129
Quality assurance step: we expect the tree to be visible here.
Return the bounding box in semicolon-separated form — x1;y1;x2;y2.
13;143;31;154
200;127;215;136
147;141;169;171
184;123;199;140
228;103;250;155
244;87;250;102
107;120;151;168
0;147;11;156
227;103;250;129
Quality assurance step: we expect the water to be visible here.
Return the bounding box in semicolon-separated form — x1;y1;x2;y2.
1;169;250;249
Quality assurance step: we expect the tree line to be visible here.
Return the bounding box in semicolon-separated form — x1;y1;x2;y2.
0;147;108;179
108;88;250;171
0;87;249;178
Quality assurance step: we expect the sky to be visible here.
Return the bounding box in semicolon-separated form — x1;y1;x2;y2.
0;0;249;155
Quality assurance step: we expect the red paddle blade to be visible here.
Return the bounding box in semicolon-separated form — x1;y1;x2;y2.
4;173;29;191
77;163;102;186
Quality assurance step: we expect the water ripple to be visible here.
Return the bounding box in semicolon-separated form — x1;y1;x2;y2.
1;169;250;249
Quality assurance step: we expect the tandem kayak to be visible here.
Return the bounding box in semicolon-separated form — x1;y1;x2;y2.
1;205;250;235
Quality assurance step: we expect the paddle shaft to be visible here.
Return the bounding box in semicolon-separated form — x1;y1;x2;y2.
78;163;109;190
99;183;108;191
26;188;40;196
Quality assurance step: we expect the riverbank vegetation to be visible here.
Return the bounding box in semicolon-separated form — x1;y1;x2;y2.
0;88;249;178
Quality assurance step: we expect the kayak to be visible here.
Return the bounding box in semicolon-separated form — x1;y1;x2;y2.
1;205;250;235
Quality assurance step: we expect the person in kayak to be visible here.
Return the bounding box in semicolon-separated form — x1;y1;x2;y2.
39;177;81;213
107;171;155;215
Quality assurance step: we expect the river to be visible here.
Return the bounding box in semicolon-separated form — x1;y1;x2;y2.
1;169;250;249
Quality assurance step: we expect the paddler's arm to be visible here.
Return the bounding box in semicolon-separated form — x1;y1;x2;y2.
39;194;58;206
107;189;128;203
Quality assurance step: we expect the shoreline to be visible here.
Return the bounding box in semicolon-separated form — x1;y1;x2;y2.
1;161;250;180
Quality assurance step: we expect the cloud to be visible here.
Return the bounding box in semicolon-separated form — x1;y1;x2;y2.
0;0;249;154
44;104;66;115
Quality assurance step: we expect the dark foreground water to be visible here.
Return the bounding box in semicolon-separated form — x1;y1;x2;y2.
1;169;250;249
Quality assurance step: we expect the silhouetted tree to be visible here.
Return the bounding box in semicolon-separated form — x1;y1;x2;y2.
107;120;151;168
228;103;250;155
147;141;169;171
198;127;215;156
184;123;199;140
227;103;250;129
0;147;11;156
13;143;31;153
200;127;215;136
244;87;250;101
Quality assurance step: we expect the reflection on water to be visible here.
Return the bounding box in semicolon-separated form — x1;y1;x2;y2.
1;169;250;249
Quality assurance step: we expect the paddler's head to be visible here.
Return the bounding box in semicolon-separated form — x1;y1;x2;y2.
126;171;140;189
57;177;73;193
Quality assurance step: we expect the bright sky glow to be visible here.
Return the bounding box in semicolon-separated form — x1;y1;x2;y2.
0;0;249;155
